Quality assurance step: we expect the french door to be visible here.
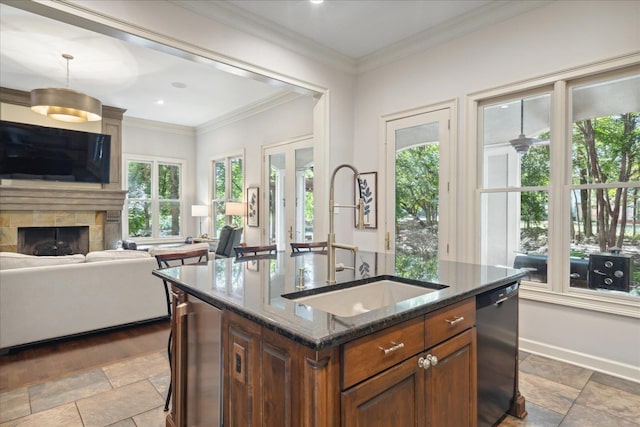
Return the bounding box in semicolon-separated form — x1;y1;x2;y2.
263;138;314;249
385;108;453;277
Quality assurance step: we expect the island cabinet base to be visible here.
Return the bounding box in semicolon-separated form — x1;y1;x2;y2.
222;298;481;427
222;311;341;427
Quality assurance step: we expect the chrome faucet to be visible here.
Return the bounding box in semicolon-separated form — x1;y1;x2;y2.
327;164;365;284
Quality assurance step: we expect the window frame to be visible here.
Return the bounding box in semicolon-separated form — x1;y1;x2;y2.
467;54;640;318
209;151;245;237
123;154;187;242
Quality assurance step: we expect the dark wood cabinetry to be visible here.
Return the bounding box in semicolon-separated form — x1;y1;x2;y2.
222;311;340;427
342;298;477;427
217;298;477;427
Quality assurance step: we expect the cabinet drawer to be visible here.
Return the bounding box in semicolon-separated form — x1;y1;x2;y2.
342;316;424;389
425;298;475;348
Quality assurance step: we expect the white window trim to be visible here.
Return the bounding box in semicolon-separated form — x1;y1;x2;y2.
465;53;640;319
123;154;187;242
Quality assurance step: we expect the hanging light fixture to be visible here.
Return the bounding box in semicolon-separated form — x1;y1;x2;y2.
509;99;539;155
30;54;102;123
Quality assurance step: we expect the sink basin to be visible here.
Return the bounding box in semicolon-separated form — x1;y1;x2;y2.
291;279;443;317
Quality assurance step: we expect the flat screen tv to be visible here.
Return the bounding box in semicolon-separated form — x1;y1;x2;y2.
0;120;111;184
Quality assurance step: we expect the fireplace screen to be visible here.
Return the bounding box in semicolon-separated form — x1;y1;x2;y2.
18;226;90;256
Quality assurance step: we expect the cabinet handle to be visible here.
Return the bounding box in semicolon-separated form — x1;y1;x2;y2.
445;315;464;326
379;341;404;355
418;354;438;370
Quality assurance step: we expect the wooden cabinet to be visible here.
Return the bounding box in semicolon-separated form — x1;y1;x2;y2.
222;311;340;427
341;298;477;427
215;298;477;427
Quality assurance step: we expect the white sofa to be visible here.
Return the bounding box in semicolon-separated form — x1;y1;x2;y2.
0;250;169;352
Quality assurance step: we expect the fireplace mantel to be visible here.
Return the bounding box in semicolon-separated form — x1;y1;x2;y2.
0;185;127;211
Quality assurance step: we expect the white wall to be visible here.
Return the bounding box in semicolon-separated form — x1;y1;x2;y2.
195;96;314;244
122;117;198;237
352;0;640;380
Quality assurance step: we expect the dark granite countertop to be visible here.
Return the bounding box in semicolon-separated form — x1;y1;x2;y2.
153;251;525;350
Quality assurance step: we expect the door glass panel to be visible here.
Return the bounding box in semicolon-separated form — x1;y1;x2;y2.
268;152;286;246
295;147;314;242
395;122;440;277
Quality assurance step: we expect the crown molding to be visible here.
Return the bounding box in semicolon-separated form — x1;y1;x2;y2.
123;116;196;136
197;91;303;134
168;0;357;75
357;1;553;73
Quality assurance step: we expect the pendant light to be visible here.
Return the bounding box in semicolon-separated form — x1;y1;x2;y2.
30;54;102;123
509;99;538;155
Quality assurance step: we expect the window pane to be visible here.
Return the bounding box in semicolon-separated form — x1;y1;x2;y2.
214;161;226;199
231;157;243;201
569;188;640;296
128;200;152;237
127;161;151;198
213;201;226;237
158;164;180;200
482;94;551;189
159;201;181;236
481;191;549;284
571;75;639;186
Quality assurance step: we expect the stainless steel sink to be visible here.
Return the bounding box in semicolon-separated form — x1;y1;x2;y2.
290;278;444;317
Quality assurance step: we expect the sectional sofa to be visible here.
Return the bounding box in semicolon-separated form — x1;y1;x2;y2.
0;249;170;352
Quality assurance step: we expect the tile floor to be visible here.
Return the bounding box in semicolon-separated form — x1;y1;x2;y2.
0;350;638;426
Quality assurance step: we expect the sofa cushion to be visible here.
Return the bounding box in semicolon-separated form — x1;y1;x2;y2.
0;252;86;270
148;242;211;257
85;249;151;262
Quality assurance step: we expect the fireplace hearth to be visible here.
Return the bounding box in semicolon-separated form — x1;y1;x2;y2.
18;226;90;256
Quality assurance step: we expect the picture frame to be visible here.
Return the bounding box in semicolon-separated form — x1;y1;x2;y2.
247;187;259;227
354;172;377;229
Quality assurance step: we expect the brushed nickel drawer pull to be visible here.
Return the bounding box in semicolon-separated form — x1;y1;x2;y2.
379;341;405;355
445;315;464;326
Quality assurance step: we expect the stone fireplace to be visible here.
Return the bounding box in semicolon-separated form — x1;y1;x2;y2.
0;186;127;253
0;87;127;254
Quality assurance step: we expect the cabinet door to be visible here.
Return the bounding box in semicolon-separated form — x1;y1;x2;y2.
342;356;425;427
223;311;262;427
424;328;477;427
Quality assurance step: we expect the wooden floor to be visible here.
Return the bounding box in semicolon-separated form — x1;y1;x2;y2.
0;320;170;393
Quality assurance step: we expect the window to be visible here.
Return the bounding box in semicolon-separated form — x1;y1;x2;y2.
477;63;639;311
211;154;244;237
125;157;185;239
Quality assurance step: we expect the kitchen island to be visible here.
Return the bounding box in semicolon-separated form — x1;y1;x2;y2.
154;251;527;427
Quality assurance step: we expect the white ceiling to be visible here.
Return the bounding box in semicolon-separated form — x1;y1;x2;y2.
1;1;548;128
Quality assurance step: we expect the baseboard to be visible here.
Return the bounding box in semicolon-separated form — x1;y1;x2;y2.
519;338;640;384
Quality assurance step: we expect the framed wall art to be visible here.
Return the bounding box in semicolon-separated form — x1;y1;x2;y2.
247;187;259;227
354;172;377;229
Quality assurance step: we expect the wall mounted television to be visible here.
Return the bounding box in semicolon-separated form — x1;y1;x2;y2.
0;120;111;184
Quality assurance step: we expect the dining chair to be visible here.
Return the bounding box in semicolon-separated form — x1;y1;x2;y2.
290;241;327;254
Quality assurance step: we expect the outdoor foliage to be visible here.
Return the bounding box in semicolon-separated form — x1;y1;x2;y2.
127;161;182;238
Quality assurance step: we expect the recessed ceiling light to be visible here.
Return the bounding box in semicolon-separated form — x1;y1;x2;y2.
310;0;324;4
171;82;187;89
155;99;165;105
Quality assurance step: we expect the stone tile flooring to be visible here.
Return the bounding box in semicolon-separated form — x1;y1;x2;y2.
0;349;638;426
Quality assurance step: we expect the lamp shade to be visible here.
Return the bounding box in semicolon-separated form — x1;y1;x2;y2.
225;202;246;216
30;88;102;123
30;54;102;123
191;205;208;217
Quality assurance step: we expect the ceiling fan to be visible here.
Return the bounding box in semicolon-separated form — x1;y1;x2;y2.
509;99;542;155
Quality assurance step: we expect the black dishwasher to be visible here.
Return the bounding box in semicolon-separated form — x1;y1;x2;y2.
476;282;519;427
